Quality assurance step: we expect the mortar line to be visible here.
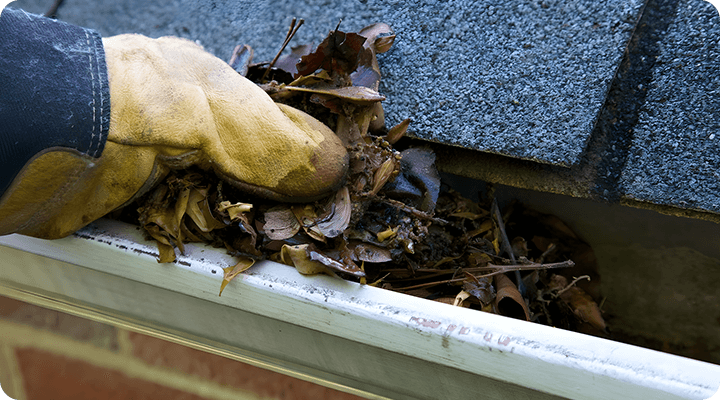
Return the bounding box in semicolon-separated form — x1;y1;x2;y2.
0;342;26;400
0;320;262;400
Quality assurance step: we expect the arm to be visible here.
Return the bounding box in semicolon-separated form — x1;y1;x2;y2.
0;8;347;239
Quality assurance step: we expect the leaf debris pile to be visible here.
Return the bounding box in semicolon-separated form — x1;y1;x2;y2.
118;21;607;336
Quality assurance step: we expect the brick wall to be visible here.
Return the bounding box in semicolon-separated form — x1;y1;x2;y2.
0;295;364;400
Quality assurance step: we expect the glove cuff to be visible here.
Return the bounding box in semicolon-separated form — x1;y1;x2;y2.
0;8;111;199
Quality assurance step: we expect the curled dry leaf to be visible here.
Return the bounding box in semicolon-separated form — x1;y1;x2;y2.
377;226;398;242
219;257;255;296
549;275;606;331
353;23;394;91
463;276;496;307
292;204;325;242
494;273;530;321
218;201;253;221
370;157;398;196
280;244;364;277
386;118;410;145
317;186;352;238
307;244;365;277
281;244;329;275
186;188;226;232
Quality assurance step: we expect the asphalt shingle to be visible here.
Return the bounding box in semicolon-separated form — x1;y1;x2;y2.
620;0;720;214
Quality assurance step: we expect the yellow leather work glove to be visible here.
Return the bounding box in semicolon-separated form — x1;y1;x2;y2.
0;34;348;239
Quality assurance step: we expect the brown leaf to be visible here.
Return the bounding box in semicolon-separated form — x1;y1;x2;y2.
307;244;365;277
296;27;368;79
494;273;530;321
280;244;330;275
374;35;395;54
352;23;394;90
291;205;326;242
347;240;393;263
274;44;312;76
263;206;301;240
317;186;352;238
386;118;410;145
157;242;176;263
186;188;226;232
463;276;496;306
358;23;393;51
370;157;398;196
217;201;253;221
549;275;606;331
219;257;255;296
285;85;385;104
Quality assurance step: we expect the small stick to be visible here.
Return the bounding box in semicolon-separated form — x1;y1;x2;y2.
538;243;557;264
485;260;575;271
44;0;65;18
261;18;304;83
492;199;526;295
395;261;574;291
555;275;590;298
377;197;449;225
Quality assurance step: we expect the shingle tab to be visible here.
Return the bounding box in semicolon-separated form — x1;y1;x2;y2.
375;0;645;166
620;0;720;213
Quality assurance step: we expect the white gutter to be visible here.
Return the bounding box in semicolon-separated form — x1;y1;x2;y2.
0;218;718;399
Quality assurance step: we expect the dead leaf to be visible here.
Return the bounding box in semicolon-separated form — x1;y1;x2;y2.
370;157;398;195
549;275;606;331
285;85;385;104
263;206;301;240
317;186;352;238
347;240;393;263
274;44;313;76
280;244;330;275
219;257;255;296
186;188;226;232
463;276;496;307
494;273;530;321
291;205;325;242
377;226;398;242
386;118;410;145
296;25;368;81
218;201;253;221
228;44;254;76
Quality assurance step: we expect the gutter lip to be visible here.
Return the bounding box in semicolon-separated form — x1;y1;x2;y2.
0;217;718;400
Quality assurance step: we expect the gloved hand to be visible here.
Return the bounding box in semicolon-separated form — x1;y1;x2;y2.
0;34;348;239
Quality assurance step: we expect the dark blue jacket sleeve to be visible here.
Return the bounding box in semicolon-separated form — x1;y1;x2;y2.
0;7;110;198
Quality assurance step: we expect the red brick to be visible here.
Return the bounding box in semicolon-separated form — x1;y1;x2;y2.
128;332;363;400
0;296;117;350
15;348;212;400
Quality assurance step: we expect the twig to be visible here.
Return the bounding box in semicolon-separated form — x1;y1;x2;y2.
395;261;575;291
491;199;514;263
261;17;304;83
491;198;525;295
538;243;556;264
555;275;591;298
377;197;448;225
485;260;575;271
44;0;65;18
